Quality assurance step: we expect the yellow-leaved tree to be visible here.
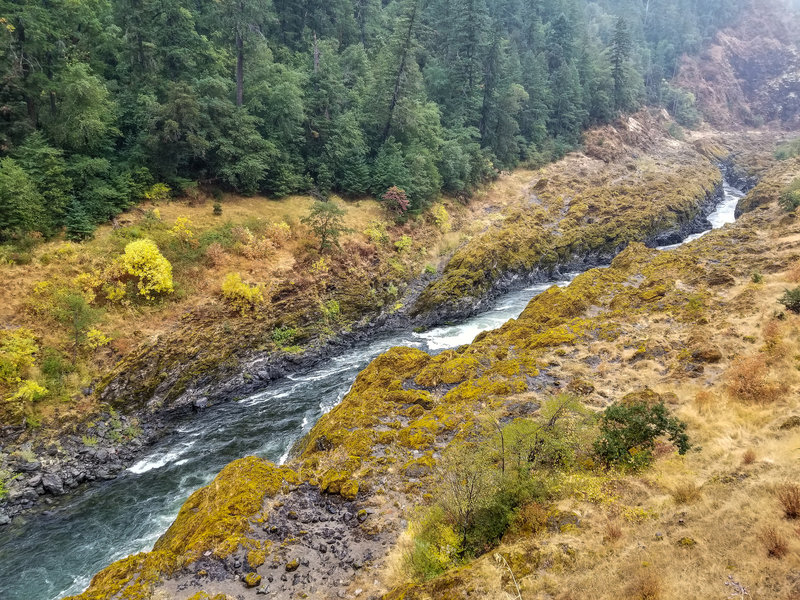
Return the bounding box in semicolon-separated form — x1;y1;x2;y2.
119;239;174;300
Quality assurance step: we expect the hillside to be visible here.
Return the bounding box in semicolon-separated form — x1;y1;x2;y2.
51;130;800;600
677;0;800;128
2;1;800;599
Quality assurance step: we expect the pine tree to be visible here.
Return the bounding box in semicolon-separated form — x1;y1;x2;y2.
611;17;633;112
65;200;95;241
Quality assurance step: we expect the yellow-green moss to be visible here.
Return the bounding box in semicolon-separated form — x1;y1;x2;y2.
66;457;297;600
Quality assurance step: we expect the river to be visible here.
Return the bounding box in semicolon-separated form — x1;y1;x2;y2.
0;181;744;600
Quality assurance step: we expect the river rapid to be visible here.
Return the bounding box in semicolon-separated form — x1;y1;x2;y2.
0;182;744;600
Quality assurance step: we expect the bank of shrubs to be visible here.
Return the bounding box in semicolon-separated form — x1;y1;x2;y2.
406;394;691;580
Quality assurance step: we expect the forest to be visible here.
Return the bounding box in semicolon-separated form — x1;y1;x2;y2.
0;0;745;240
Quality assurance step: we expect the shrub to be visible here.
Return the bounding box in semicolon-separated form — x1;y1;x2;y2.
775;483;800;519
363;220;389;245
724;355;784;403
395;235;412;252
170;216;196;245
86;329;111;350
322;299;340;322
381;186;409;215
624;567;663;600
204;242;226;266
779;178;800;212
213;202;223;216
751;272;763;284
406;506;462;580
593;401;690;469
272;326;297;348
741;449;757;465
143;182;171;203
53;292;101;362
119;239;174;300
0;328;38;384
693;390;716;414
759;525;789;558
778;287;800;313
603;520;623;543
11;380;48;403
432;204;451;232
775;138;800;160
266;221;291;246
232;225;274;259
220;273;264;315
671;481;701;504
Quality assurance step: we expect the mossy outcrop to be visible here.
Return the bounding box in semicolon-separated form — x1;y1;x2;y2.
410;131;723;324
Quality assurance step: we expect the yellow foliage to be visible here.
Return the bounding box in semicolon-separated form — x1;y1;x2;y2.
266;221;291;246
144;183;171;203
171;216;195;244
231;226;273;259
221;273;264;315
103;281;127;302
119;239;174;300
364;220;389;245
310;257;329;277
11;380;48;403
87;329;112;350
0;329;38;384
433;204;451;233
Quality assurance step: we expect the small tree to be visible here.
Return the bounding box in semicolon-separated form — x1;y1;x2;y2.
594;401;690;469
381;186;409;215
65;199;94;241
779;287;800;313
302;200;349;252
54;292;100;363
437;442;498;552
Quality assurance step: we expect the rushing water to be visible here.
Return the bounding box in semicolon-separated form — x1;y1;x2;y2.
656;182;745;251
0;182;744;600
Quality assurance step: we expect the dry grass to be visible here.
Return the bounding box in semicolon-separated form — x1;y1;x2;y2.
693;389;717;414
759;525;789;558
670;481;702;504
724;354;785;403
624;568;663;600
741;448;758;465
603;519;623;543
776;483;800;519
786;260;800;283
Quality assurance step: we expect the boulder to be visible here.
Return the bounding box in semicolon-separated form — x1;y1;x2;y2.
42;473;65;495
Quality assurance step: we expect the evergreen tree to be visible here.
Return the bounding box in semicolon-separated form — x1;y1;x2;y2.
611;17;633;112
0;158;46;239
65;200;95;241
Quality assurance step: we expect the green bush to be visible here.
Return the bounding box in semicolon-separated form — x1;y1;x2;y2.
778;287;800;313
779;178;800;212
406;506;462;580
593;401;690;469
271;326;297;348
775;138;800;160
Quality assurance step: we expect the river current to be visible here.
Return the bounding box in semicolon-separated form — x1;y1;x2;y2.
0;182;744;600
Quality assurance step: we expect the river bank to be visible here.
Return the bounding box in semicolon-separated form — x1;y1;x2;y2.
61;148;800;600
0;118;753;524
0;139;766;600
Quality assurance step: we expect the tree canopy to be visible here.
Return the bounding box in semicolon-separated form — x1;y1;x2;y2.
0;0;746;239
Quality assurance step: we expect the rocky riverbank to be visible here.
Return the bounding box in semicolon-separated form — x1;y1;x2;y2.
65;149;800;600
0;125;772;524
